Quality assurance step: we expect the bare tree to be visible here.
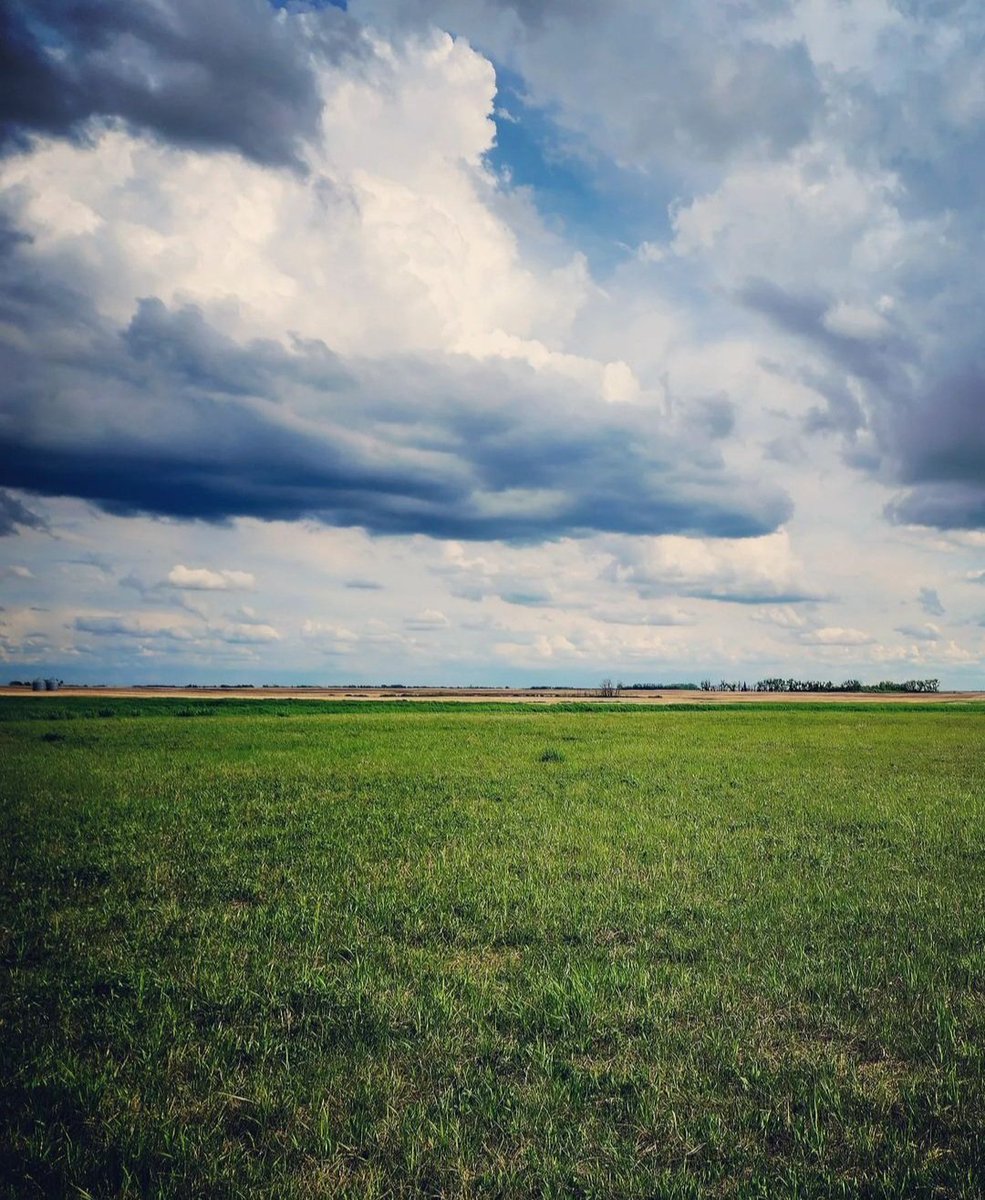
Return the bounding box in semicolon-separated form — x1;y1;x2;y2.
598;678;618;698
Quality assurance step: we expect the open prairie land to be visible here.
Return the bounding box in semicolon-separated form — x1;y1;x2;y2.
4;686;984;704
2;698;984;1198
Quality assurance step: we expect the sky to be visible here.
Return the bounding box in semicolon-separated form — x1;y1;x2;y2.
1;0;984;688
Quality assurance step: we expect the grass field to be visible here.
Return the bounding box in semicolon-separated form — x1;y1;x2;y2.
2;698;984;1198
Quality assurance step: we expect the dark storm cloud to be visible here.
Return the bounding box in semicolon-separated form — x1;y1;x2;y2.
0;489;47;536
868;362;985;531
0;244;790;543
887;484;985;532
0;0;358;165
888;368;985;492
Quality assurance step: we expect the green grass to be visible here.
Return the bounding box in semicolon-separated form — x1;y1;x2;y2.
2;699;984;1198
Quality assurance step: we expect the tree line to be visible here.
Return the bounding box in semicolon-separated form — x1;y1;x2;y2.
700;678;940;693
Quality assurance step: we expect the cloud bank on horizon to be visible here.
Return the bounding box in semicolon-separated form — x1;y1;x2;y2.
0;0;983;685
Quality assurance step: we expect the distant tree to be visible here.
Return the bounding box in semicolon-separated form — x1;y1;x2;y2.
598;678;618;698
751;676;941;695
901;678;940;693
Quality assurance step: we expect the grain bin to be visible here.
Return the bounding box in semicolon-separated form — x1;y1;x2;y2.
32;678;45;691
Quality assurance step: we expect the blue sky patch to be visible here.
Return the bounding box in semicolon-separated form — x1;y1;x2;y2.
487;66;673;272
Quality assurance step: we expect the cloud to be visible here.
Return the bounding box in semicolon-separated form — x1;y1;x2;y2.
435;539;571;609
0;0;358;166
74;609;277;646
216;622;280;644
499;590;554;607
0;565;33;583
895;623;942;643
880;367;985;530
822;301;892;343
918;587;945;617
0;32;562;360
74;614;192;640
610;531;820;605
887;483;985;533
662;119;985;532
0;280;790;542
738;278;907;399
404;609;449;630
799;627;874;647
168;565;255;591
590;605;694;627
0;488;46;536
753;605;811;631
0;28;791;548
302;620;360;642
733;224;985;535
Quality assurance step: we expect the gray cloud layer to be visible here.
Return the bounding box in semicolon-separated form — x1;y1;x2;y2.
0;236;789;542
0;0;359;165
